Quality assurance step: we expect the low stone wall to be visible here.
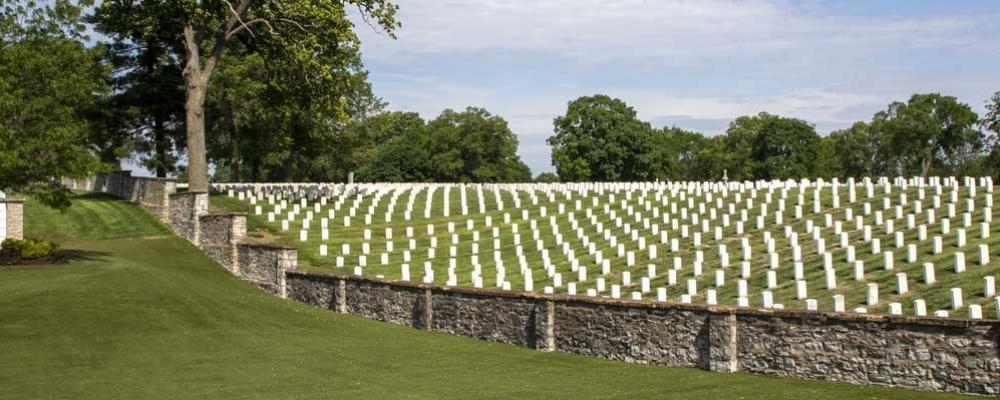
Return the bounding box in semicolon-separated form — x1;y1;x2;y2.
343;278;429;328
283;270;1000;395
1;199;24;241
168;192;208;245
735;312;1000;394
123;177;176;221
199;214;246;273
432;288;553;349
237;244;296;298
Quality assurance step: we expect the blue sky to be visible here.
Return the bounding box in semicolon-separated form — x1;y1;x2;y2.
350;0;1000;175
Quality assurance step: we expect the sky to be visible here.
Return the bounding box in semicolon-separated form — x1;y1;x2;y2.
348;0;1000;175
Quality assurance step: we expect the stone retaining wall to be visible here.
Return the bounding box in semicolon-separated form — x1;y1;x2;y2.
283;270;1000;395
168;192;208;245
199;214;246;273
237;244;295;298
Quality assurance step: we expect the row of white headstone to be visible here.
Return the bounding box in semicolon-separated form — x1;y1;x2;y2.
220;177;999;318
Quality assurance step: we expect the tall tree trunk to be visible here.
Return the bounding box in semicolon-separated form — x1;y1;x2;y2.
184;80;209;191
921;158;932;178
182;24;210;193
180;1;249;190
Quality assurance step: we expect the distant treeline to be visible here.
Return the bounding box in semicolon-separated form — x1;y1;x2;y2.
330;92;1000;184
546;93;1000;183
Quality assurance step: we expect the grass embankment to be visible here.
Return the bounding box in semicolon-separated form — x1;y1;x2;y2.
0;192;977;399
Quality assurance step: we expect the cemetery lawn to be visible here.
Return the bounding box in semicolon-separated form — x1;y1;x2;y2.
211;184;1000;317
0;193;977;399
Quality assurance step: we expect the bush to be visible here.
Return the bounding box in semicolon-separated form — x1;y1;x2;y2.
0;238;61;264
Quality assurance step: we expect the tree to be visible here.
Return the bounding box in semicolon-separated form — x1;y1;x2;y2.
340;111;421;177
548;95;653;181
358;108;532;183
719;112;820;180
982;92;1000;179
357;131;433;182
534;172;559;183
92;0;399;192
872;93;980;177
425;107;531;182
691;135;731;181
818;122;883;178
0;1;107;209
90;8;186;177
647;127;706;181
982;91;1000;136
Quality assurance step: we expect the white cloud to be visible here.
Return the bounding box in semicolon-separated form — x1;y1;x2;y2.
356;0;995;65
351;0;1000;174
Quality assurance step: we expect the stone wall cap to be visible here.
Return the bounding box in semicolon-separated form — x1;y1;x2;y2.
239;243;296;251
0;198;25;203
201;212;247;219
285;269;1000;327
130;176;178;183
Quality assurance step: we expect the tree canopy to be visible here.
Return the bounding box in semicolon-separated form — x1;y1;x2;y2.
548;95;653;181
359;108;532;183
92;0;400;192
0;1;106;208
872;93;981;177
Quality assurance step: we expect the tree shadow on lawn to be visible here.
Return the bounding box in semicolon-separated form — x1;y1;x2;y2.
71;191;123;202
0;249;112;268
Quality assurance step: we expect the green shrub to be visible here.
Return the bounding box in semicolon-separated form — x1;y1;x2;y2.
0;238;61;263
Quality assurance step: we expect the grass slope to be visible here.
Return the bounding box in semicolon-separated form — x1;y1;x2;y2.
23;192;170;241
0;194;976;399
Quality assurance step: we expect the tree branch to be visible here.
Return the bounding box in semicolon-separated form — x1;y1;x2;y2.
226;18;274;40
182;24;201;82
202;0;253;83
276;18;307;34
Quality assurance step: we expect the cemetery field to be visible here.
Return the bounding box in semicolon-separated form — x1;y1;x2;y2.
0;194;978;399
214;177;1000;319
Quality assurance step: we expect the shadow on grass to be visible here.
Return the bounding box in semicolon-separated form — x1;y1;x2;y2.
0;249;112;268
61;249;113;263
70;191;123;202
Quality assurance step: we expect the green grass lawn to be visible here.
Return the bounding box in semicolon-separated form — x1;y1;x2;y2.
0;192;978;399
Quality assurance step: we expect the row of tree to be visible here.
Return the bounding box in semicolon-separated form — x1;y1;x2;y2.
549;93;1000;182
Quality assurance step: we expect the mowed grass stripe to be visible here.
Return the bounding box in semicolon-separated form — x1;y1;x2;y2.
22;192;169;242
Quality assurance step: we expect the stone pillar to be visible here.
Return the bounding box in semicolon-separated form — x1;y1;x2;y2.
706;313;739;372
276;248;296;299
0;199;24;242
336;279;347;313
230;215;247;273
535;300;556;351
157;180;178;223
421;288;434;330
168;192;209;245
